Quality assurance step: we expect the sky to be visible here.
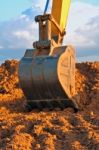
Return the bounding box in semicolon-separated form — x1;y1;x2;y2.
0;0;32;21
0;0;99;63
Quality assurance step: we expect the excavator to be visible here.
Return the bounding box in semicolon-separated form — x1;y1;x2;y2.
19;0;78;111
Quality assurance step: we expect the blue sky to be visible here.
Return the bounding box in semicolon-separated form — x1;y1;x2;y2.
0;0;32;21
0;0;99;63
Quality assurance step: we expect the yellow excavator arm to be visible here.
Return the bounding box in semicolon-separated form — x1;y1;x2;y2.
51;0;71;37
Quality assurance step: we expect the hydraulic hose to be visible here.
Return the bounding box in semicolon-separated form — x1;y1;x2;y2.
44;0;50;14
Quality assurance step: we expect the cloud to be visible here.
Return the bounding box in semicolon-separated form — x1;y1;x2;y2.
67;2;99;32
33;0;46;10
13;30;30;39
65;15;99;49
64;2;99;59
0;2;48;50
0;9;39;49
0;46;3;49
75;15;99;49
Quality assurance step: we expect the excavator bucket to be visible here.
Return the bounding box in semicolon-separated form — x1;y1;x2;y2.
19;46;77;110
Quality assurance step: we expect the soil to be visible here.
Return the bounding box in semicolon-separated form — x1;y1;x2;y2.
0;60;99;150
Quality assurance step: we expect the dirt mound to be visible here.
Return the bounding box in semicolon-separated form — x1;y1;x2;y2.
0;60;19;94
75;62;99;111
0;60;99;150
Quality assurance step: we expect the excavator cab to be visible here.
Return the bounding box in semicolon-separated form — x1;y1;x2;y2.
19;0;78;110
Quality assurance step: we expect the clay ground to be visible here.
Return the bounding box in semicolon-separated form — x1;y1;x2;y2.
0;60;99;150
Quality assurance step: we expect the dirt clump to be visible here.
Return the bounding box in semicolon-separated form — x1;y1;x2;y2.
0;60;99;150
